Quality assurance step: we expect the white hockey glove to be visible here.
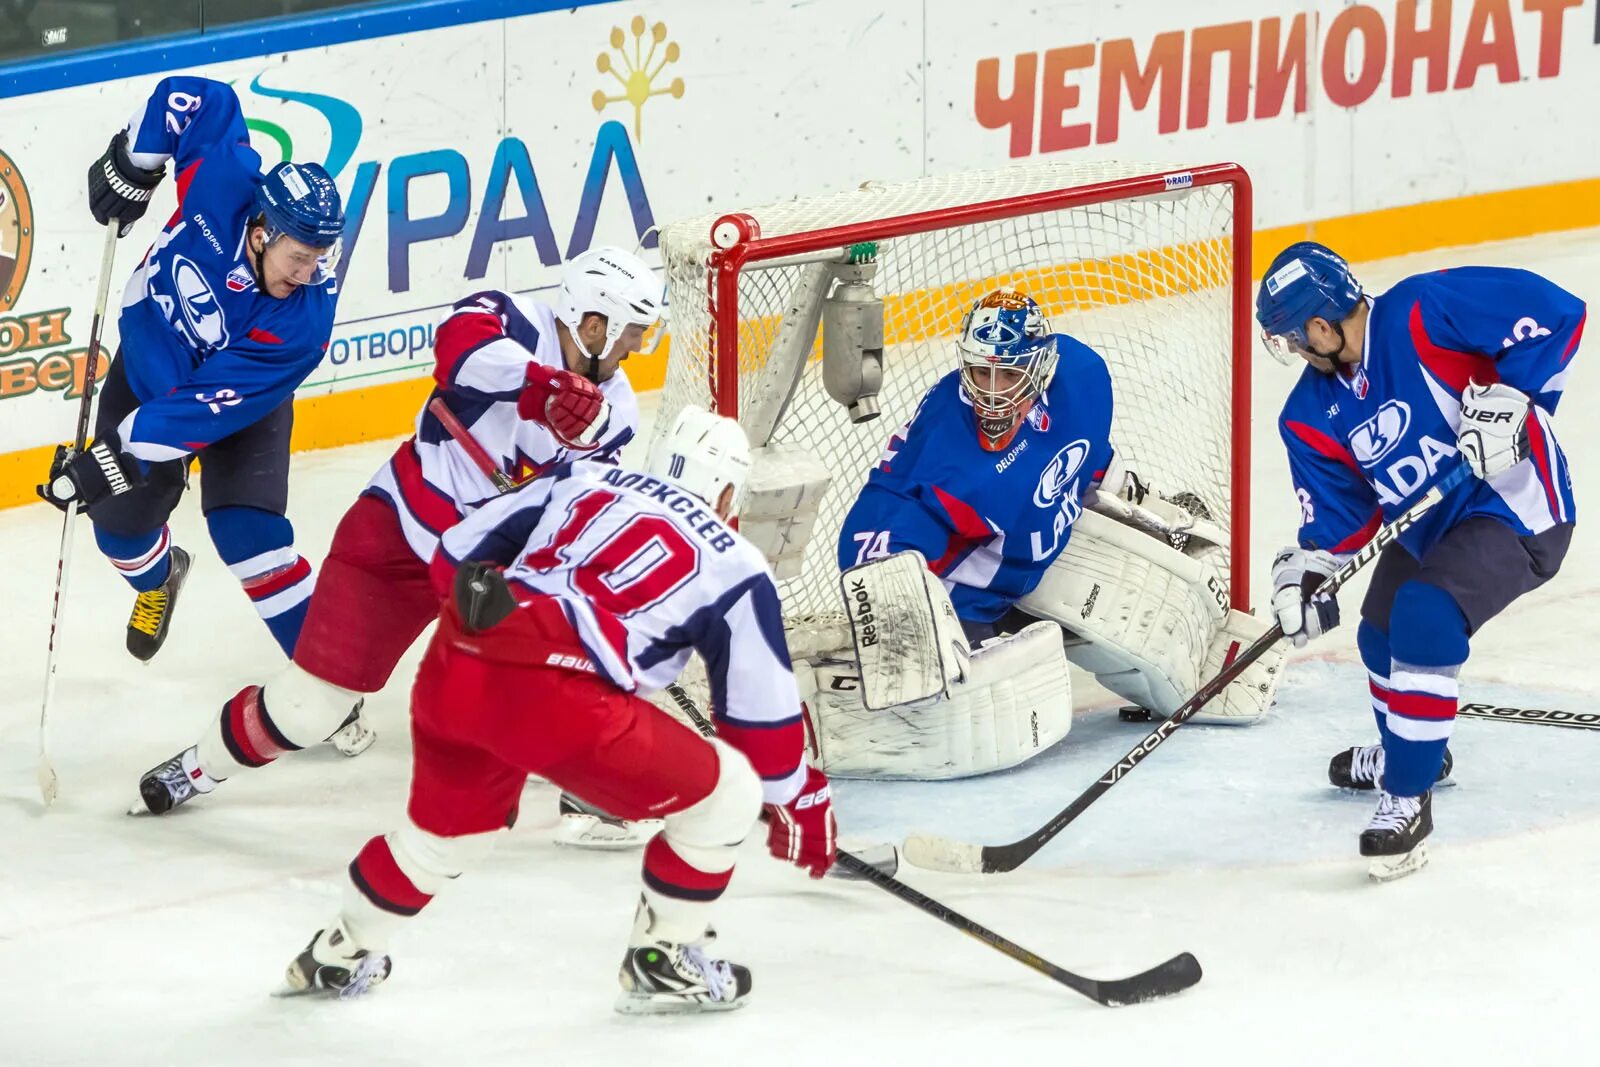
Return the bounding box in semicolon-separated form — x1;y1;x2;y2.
1458;380;1533;480
1270;546;1342;648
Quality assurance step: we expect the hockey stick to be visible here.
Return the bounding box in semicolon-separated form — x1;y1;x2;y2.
903;463;1475;875
662;684;1200;1006
37;223;120;808
1456;704;1600;731
660;682;900;881
427;396;516;492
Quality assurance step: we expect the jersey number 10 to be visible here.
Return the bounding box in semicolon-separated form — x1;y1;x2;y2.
522;489;700;615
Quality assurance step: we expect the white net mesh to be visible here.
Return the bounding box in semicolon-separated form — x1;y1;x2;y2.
653;160;1245;642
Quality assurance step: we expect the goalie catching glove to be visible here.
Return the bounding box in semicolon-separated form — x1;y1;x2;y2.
518;362;611;450
1021;485;1283;725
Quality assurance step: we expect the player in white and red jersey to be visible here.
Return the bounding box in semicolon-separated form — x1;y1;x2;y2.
134;246;661;814
279;408;836;1013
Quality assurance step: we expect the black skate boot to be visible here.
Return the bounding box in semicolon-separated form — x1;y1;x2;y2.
280;920;391;1000
1329;743;1453;790
134;745;220;815
554;791;661;849
1360;789;1433;882
615;899;751;1014
126;545;191;662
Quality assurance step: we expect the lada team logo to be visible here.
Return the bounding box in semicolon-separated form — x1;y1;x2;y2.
1033;438;1090;508
171;254;230;351
1349;399;1411;467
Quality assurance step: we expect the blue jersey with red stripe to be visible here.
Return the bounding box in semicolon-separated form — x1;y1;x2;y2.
1280;266;1583;558
837;335;1115;622
113;77;338;464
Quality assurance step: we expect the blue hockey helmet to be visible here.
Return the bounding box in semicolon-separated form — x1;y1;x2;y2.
957;289;1058;451
251;162;344;249
1255;242;1362;365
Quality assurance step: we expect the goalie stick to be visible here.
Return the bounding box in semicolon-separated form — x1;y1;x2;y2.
904;463;1474;875
36;224;120;808
663;684;1201;1007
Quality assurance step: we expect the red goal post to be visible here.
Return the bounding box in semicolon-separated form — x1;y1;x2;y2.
653;161;1255;633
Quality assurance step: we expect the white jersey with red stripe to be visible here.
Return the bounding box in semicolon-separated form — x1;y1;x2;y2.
365;289;639;564
436;462;807;805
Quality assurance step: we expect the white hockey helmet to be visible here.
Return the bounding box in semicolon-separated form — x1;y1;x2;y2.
557;245;665;378
646;405;753;515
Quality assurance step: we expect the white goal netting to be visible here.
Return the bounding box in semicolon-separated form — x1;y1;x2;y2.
651;160;1249;643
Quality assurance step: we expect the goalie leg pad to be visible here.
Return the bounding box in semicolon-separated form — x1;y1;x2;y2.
1021;508;1225;718
840;550;970;711
804;621;1072;780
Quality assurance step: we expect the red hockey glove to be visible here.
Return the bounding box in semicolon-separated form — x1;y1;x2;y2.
517;362;610;450
765;765;837;879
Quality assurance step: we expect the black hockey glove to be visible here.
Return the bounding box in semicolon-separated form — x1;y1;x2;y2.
454;560;518;633
37;431;145;513
87;131;165;237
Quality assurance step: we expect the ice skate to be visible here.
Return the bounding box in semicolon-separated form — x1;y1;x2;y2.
1329;743;1452;791
279;920;391;1000
133;745;219;815
126;545;191;662
554;791;661;849
1360;790;1432;882
615;899;750;1014
326;698;377;757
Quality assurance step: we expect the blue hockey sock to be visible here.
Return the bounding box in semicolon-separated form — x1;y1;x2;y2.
1383;581;1469;797
206;506;314;657
95;524;173;592
1356;619;1395;741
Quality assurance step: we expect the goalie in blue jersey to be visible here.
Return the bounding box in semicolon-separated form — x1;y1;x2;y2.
807;290;1283;782
1257;241;1582;880
39;77;346;673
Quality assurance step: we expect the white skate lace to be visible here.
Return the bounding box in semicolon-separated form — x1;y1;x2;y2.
1367;792;1421;833
681;943;734;1002
338;952;388;1000
1351;744;1385;785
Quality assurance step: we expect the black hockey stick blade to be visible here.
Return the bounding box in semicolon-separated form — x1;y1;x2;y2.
832;850;1201;1006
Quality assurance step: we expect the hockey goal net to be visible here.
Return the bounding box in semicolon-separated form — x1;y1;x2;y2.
652;160;1253;649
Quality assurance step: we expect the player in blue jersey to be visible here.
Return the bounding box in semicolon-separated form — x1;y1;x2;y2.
815;290;1280;782
39;77;344;666
1257;241;1582;880
839;289;1114;638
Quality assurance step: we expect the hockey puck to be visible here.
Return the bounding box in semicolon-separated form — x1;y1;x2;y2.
1118;706;1154;723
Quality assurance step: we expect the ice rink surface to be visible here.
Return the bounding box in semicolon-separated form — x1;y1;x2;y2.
3;231;1600;1065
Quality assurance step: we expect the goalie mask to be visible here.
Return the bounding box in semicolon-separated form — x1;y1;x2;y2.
957;290;1058;452
645;405;753;516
